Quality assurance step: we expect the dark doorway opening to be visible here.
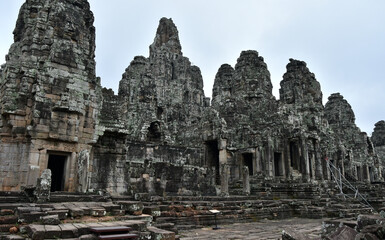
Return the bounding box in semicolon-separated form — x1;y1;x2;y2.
290;141;300;171
47;154;67;192
205;140;220;185
274;152;283;176
308;157;313;178
147;121;161;141
242;153;253;176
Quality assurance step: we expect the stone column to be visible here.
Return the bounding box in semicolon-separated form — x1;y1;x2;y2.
286;142;292;179
218;139;229;195
255;147;262;174
301;138;310;180
77;150;89;193
220;164;229;197
363;164;370;182
242;166;250;195
314;140;323;180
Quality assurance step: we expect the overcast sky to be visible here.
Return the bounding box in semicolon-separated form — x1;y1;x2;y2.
0;1;384;135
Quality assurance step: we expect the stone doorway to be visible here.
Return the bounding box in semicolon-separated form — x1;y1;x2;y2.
47;153;68;192
205;140;220;185
290;141;300;171
274;152;283;176
242;153;253;176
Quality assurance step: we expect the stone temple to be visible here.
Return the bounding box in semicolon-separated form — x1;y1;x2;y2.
0;0;384;200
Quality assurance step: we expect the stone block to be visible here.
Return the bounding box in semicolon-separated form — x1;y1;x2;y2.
143;206;161;217
0;216;18;224
91;207;106;217
324;225;357;240
16;207;41;215
0;209;14;216
147;226;175;240
40;214;61;225
68;207;84;218
72;223;91;235
0;224;15;233
5;235;25;240
357;215;384;231
59;224;79;238
361;224;385;239
282;228;311;240
79;234;98;240
44;225;61;239
80;206;92;215
47;209;68;220
111;209;125;216
117;201;144;215
101;203;121;212
19;212;47;223
27;224;45;240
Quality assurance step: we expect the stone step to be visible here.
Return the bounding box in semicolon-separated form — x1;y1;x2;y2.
98;233;138;239
24;220;147;239
50;194;109;203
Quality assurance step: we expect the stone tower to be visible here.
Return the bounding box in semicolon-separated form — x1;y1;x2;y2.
0;0;100;191
90;18;214;195
325;93;379;181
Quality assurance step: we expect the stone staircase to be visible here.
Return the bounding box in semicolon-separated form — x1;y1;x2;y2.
0;182;383;239
0;193;175;240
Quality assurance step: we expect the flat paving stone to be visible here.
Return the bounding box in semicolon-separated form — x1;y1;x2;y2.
179;218;327;240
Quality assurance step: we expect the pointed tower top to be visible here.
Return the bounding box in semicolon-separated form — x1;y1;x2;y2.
150;17;182;57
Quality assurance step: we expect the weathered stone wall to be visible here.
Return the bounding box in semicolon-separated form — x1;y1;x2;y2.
325;93;379;181
279;59;331;181
118;18;208;146
0;0;101;191
0;143;31;190
372;121;385;179
1;0;384;195
90;18;214;196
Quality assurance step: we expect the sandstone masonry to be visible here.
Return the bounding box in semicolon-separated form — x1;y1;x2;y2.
0;0;384;197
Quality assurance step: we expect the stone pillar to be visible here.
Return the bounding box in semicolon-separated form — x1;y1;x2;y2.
301;138;310;180
219;142;227;165
268;146;274;177
255;147;262;174
77;150;89;193
220;164;229;197
286;142;292;179
314;140;323;180
363;165;370;182
242;166;250;195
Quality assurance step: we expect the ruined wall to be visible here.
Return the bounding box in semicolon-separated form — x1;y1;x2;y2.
0;0;101;191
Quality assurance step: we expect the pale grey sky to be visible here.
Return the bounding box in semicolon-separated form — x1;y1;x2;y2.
0;1;384;135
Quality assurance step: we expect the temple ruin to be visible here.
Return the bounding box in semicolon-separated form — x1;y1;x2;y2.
0;0;384;199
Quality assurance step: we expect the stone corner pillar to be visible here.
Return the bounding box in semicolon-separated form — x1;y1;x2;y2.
219;164;229;197
242;166;250;195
